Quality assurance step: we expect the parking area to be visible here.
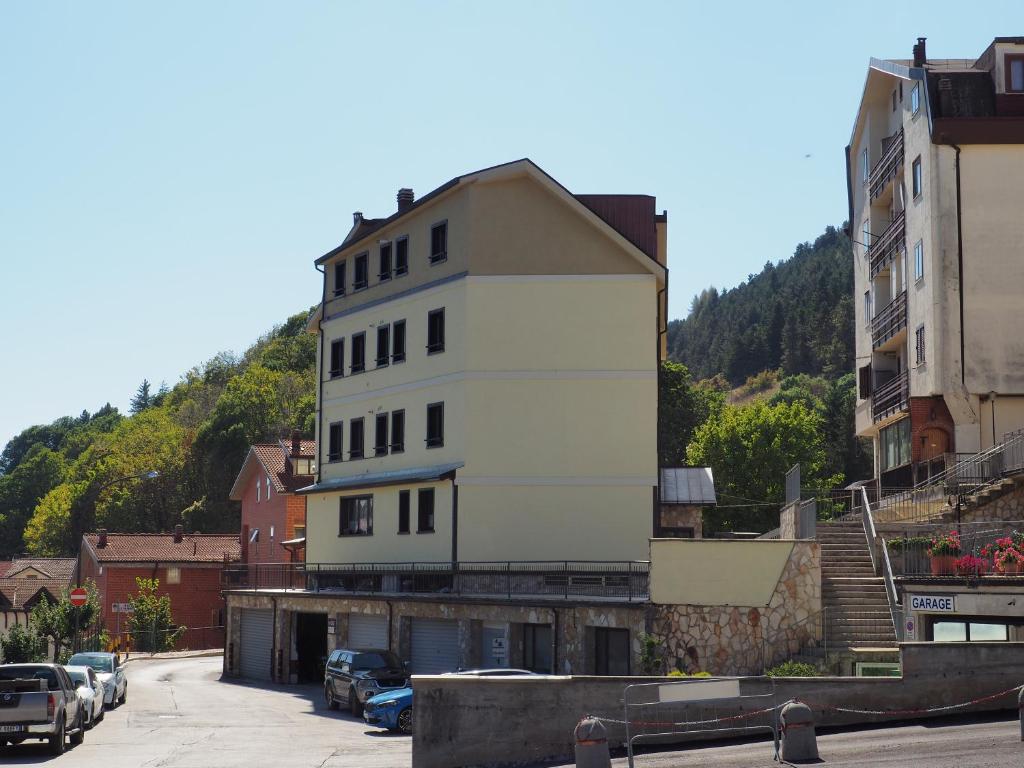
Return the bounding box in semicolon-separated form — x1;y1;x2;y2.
0;655;411;768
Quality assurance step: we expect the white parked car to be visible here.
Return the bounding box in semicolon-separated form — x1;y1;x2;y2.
65;666;105;728
67;653;126;708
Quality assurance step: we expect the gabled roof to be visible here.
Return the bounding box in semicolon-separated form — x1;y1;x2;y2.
228;440;316;500
314;159;666;280
83;533;241;564
660;467;717;505
0;558;76;610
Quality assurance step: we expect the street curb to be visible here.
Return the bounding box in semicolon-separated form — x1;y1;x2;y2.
121;649;224;666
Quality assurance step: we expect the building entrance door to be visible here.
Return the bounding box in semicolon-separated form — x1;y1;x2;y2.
295;612;327;683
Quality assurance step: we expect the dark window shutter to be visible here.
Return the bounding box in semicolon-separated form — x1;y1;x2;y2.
859;364;872;399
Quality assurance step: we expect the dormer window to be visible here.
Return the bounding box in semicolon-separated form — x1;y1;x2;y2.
1008;55;1024;93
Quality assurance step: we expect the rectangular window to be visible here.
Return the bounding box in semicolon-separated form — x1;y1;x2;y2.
912;156;922;198
351;332;365;374
378;243;392;281
395;236;409;276
932;619;1009;642
862;220;871;250
914;240;924;282
391;409;405;453
398;490;410;534
427;308;445;354
293;524;306;539
594;628;630;676
354;252;369;290
864;290;872;326
417;488;435;533
166;567;181;585
328;422;343;462
430;221;448;264
524;624;553;674
891;88;898;112
349;417;364;460
916;325;926;365
911;82;921;115
1007;55;1024;93
339;495;373;536
880;418;911;471
426;402;444;448
375;413;389;456
329;339;344;378
376;325;390;368
858;364;873;399
334;261;346;297
861;147;869;182
392;320;406;363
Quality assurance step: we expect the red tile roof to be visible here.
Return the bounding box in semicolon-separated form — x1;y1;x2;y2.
84;533;241;564
0;558;76;610
244;440;316;494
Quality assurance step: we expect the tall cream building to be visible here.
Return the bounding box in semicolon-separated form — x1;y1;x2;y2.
302;159;668;563
847;37;1024;486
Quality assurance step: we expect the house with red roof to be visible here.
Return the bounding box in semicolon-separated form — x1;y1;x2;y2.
79;528;241;650
228;431;314;564
0;558;76;644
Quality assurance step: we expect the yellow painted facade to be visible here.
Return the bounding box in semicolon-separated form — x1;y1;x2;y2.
306;161;665;565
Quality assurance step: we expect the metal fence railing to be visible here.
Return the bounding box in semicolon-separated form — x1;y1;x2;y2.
884;523;1024;579
223;561;650;601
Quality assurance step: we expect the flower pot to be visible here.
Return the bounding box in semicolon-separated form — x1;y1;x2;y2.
930;554;957;576
1001;561;1020;575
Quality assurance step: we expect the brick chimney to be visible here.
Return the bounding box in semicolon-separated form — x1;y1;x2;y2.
291;429;302;457
913;37;927;68
397;188;414;213
97;529;107;548
353;211;363;226
173;524;184;543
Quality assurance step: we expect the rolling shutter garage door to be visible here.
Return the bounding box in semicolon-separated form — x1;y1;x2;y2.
348;613;389;649
239;609;273;681
410;618;460;674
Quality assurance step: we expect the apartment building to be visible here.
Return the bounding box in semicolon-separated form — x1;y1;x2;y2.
847;37;1024;486
223;159;667;683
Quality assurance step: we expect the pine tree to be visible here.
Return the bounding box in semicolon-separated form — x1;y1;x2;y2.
129;379;152;414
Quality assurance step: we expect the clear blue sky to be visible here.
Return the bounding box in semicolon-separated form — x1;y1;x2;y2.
1;1;1020;447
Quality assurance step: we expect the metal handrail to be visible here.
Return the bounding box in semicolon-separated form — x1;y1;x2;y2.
862;485;903;641
871;370;909;422
869;130;904;199
871;290;908;348
913;430;1024;495
869;212;906;278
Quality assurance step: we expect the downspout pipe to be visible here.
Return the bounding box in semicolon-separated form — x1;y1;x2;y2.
952;143;965;386
315;264;326;485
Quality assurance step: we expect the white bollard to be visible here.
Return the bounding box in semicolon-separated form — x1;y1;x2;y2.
574;716;611;768
1018;688;1024;741
780;701;819;762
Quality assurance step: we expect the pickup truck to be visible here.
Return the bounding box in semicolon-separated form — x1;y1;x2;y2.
0;663;85;755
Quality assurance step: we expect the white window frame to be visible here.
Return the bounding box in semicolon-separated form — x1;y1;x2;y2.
861;147;869;182
864;290;872;327
862;220;871;251
914;240;924;282
256;480;260;502
911;83;921;116
265;476;271;499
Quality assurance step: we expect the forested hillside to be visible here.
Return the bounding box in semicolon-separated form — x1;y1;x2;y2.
667;225;853;385
0;311;316;558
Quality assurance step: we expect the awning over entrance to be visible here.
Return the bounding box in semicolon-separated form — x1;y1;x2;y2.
295;462;464;494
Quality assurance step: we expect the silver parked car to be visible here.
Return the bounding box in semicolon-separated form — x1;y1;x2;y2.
65;666;105;728
67;652;126;708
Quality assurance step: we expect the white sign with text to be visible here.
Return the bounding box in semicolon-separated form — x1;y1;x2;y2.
909;594;956;613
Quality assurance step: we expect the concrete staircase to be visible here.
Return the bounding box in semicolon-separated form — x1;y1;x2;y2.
817;521;897;649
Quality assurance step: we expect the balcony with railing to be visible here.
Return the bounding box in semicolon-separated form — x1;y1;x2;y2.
869;130;904;200
868;212;906;278
872;290;907;350
872;370;909;423
222;560;650;602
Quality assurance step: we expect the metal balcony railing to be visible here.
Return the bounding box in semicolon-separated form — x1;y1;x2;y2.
868;212;906;278
872;290;907;349
222;560;650;602
869;130;904;200
871;370;909;422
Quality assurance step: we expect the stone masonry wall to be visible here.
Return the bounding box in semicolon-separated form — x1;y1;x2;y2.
649;541;820;676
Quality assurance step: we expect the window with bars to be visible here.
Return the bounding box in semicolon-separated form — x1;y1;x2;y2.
395;237;409;276
328;422;343;462
376;325;390;368
375;413;389;456
916;325;926;364
427;308;445;354
379;243;392;281
351;332;366;374
329;339;344;378
354;252;369;290
426;402;444;448
392;320;406;363
430;221;447;264
391;409;405;452
349;417;364;460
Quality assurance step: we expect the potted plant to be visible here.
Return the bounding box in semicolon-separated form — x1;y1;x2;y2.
887;536;931;575
928;531;961;576
954;554;990;577
982;536;1017;574
997;547;1024;575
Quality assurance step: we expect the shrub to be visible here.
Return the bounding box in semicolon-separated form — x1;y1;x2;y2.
738;370;780;398
954;554;990;576
0;623;47;663
765;660;819;678
668;670;712;678
638;633;666;675
887;536;931;553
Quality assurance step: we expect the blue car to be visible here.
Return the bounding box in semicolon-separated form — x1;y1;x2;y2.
363;687;413;734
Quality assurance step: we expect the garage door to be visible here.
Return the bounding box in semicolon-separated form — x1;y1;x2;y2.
410;618;460;674
239;609;273;680
348;613;388;649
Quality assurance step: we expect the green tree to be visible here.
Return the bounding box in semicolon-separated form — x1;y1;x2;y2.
130;379;153;414
0;445;66;557
687;400;840;533
30;581;101;662
0;623;47;663
658;361;724;466
126;578;185;652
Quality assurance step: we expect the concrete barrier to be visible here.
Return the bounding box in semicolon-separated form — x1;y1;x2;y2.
412;642;1024;768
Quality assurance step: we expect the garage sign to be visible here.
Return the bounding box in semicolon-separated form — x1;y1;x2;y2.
909;594;956;613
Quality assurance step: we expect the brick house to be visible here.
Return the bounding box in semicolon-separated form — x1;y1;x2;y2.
229;432;314;564
79;528;241;650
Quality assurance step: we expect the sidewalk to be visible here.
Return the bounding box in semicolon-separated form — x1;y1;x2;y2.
121;648;224;665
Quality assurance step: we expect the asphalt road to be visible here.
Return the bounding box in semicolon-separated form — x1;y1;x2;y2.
551;710;1024;767
0;654;411;767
